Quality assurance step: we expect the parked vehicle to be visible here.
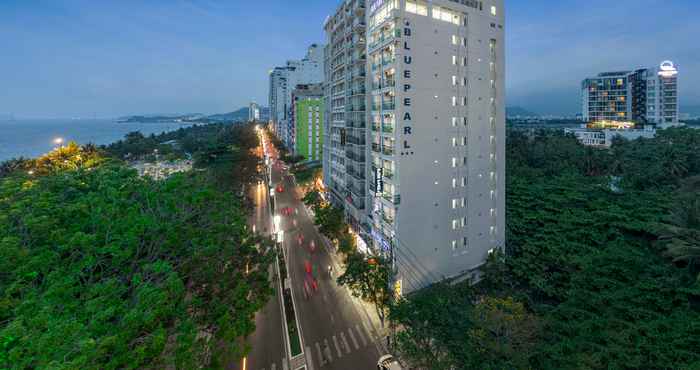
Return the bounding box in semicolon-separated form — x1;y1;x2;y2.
377;355;402;370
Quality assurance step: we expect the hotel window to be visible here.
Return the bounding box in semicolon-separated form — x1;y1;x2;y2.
452;240;458;250
462;57;468;66
491;6;497;16
452;55;458;65
463;237;468;247
452;117;458;127
461;217;467;227
452;75;458;86
449;8;462;25
452;137;458;147
406;0;428;16
452;35;459;45
452;199;459;209
452;219;459;230
461;177;466;187
452;178;457;188
452;157;458;168
452;96;457;106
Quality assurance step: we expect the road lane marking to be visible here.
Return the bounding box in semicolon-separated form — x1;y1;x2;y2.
340;332;351;354
348;328;360;350
314;342;323;367
323;339;333;362
271;363;276;370
283;357;290;370
355;324;368;347
332;335;343;358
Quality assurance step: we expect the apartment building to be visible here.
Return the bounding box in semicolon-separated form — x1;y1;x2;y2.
249;102;261;122
268;44;325;148
269;67;288;134
323;0;371;237
292;84;324;161
582;61;680;128
322;0;506;295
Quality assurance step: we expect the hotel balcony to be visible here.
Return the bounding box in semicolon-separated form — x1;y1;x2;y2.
346;135;366;146
349;183;366;198
346;150;366;163
369;29;400;51
371;79;396;91
347;87;366;96
379;211;395;226
348;194;365;211
347;104;366;113
347;118;366;129
346;167;366;181
382;193;401;205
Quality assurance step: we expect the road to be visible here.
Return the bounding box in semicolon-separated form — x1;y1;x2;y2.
271;163;382;370
230;144;287;370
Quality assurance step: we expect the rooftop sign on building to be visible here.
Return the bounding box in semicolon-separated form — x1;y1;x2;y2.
658;61;678;78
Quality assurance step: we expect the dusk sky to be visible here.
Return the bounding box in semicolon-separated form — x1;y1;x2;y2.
0;0;698;118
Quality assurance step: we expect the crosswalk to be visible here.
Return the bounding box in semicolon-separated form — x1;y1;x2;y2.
255;323;377;370
305;323;378;369
257;358;289;370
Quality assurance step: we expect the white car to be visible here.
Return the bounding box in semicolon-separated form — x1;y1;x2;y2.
377;355;402;370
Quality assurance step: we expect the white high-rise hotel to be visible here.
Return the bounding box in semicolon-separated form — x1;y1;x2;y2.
324;0;505;295
269;45;324;148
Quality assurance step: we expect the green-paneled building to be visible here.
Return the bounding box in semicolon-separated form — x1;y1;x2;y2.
292;84;324;161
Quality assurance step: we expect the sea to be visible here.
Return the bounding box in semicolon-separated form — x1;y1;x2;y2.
0;119;196;162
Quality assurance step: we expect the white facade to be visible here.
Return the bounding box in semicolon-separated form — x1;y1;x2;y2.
269;67;288;133
565;126;657;147
249;102;261;122
355;0;504;295
269;44;326;148
321;0;506;295
323;0;370;234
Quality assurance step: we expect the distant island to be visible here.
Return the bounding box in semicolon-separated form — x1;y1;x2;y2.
117;107;270;124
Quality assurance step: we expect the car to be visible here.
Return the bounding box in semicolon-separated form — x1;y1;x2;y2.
377;355;402;370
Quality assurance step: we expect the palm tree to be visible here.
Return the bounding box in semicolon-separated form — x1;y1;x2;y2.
661;177;700;280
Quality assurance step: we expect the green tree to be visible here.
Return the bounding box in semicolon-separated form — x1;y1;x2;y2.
659;177;700;281
302;190;323;210
314;205;345;241
0;145;272;369
337;253;391;325
389;282;474;370
468;297;539;369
